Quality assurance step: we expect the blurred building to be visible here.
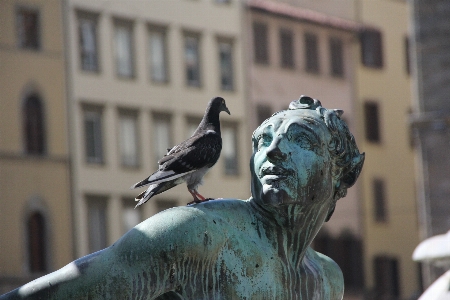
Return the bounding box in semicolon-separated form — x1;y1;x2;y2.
0;0;73;293
410;0;450;287
62;0;251;257
353;0;420;299
244;0;365;297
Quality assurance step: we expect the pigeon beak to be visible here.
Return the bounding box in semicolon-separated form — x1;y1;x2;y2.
224;106;231;115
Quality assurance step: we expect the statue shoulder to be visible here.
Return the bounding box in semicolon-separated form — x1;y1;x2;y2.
304;247;344;300
112;199;250;256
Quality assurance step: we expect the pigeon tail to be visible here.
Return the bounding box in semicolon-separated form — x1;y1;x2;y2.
134;180;180;208
130;170;193;189
134;184;160;208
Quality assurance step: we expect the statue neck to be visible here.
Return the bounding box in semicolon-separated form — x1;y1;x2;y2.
249;197;329;268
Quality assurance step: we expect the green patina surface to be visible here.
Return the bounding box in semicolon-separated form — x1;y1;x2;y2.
0;96;364;300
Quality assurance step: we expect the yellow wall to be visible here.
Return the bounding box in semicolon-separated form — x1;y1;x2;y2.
0;0;73;289
355;0;420;297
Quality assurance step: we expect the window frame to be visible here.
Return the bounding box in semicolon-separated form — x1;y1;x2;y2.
26;211;48;273
253;21;269;65
222;122;239;176
364;101;381;143
23;93;46;155
83;105;104;164
256;104;273;126
118;109;140;168
152;113;173;168
184;32;202;87
304;32;320;74
77;10;100;72
218;37;234;91
122;198;142;234
113;18;135;79
329;36;344;78
279;28;295;69
360;29;383;68
16;5;41;50
373;178;388;223
86;195;109;253
148;24;169;83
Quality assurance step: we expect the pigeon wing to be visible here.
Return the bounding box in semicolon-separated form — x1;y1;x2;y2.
130;131;222;189
160;130;222;174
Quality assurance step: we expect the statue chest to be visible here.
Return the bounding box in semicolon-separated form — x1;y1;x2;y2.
168;247;325;300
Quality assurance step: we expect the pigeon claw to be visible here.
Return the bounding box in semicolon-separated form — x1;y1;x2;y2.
187;189;214;205
187;198;215;205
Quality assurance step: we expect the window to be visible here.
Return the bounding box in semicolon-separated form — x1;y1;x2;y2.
405;36;411;75
78;12;99;72
314;231;364;290
23;94;46;155
256;104;272;126
122;198;141;233
156;199;178;213
87;195;108;253
148;27;168;83
16;7;40;50
218;40;234;91
280;29;295;68
114;20;134;78
305;32;319;73
153;114;172;167
373;178;388;222
27;211;47;272
119;111;139;167
222;124;238;175
329;37;344;77
84;107;104;164
364;101;381;143
361;29;383;68
184;33;201;86
374;256;400;299
253;22;269;64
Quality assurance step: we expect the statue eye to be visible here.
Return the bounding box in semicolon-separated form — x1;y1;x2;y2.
290;132;317;150
256;133;271;149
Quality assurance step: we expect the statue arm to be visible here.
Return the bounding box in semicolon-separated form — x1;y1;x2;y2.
0;207;206;299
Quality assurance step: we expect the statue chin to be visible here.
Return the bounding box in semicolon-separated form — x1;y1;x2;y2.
261;183;295;206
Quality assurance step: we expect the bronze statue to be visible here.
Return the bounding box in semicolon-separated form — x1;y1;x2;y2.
0;96;364;299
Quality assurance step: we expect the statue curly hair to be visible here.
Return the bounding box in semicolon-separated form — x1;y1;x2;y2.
255;95;365;221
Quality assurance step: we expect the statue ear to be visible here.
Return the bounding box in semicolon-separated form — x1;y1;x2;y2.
325;204;336;222
340;153;365;189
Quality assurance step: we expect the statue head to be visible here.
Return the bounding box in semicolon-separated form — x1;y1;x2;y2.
251;96;364;221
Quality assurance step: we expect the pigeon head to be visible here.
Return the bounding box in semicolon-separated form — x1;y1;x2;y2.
210;97;231;115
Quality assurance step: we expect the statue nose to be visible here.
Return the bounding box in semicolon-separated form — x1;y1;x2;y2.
266;139;288;162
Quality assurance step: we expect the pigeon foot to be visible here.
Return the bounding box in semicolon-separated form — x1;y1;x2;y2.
187;197;215;205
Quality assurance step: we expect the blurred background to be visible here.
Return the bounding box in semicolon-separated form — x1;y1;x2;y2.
1;0;449;299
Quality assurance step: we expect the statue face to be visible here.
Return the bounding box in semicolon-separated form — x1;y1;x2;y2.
251;109;335;207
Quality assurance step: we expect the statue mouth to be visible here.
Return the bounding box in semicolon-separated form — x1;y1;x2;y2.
259;166;293;179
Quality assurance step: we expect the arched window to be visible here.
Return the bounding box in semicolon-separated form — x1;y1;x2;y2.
27;211;47;272
23;94;46;155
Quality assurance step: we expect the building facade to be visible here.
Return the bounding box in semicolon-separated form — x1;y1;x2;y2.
354;0;420;298
0;0;73;293
245;0;365;297
63;0;251;258
410;0;450;287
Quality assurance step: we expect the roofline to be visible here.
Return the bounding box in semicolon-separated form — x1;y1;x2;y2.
246;0;365;33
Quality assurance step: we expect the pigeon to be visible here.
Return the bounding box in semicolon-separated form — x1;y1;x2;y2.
131;97;230;207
